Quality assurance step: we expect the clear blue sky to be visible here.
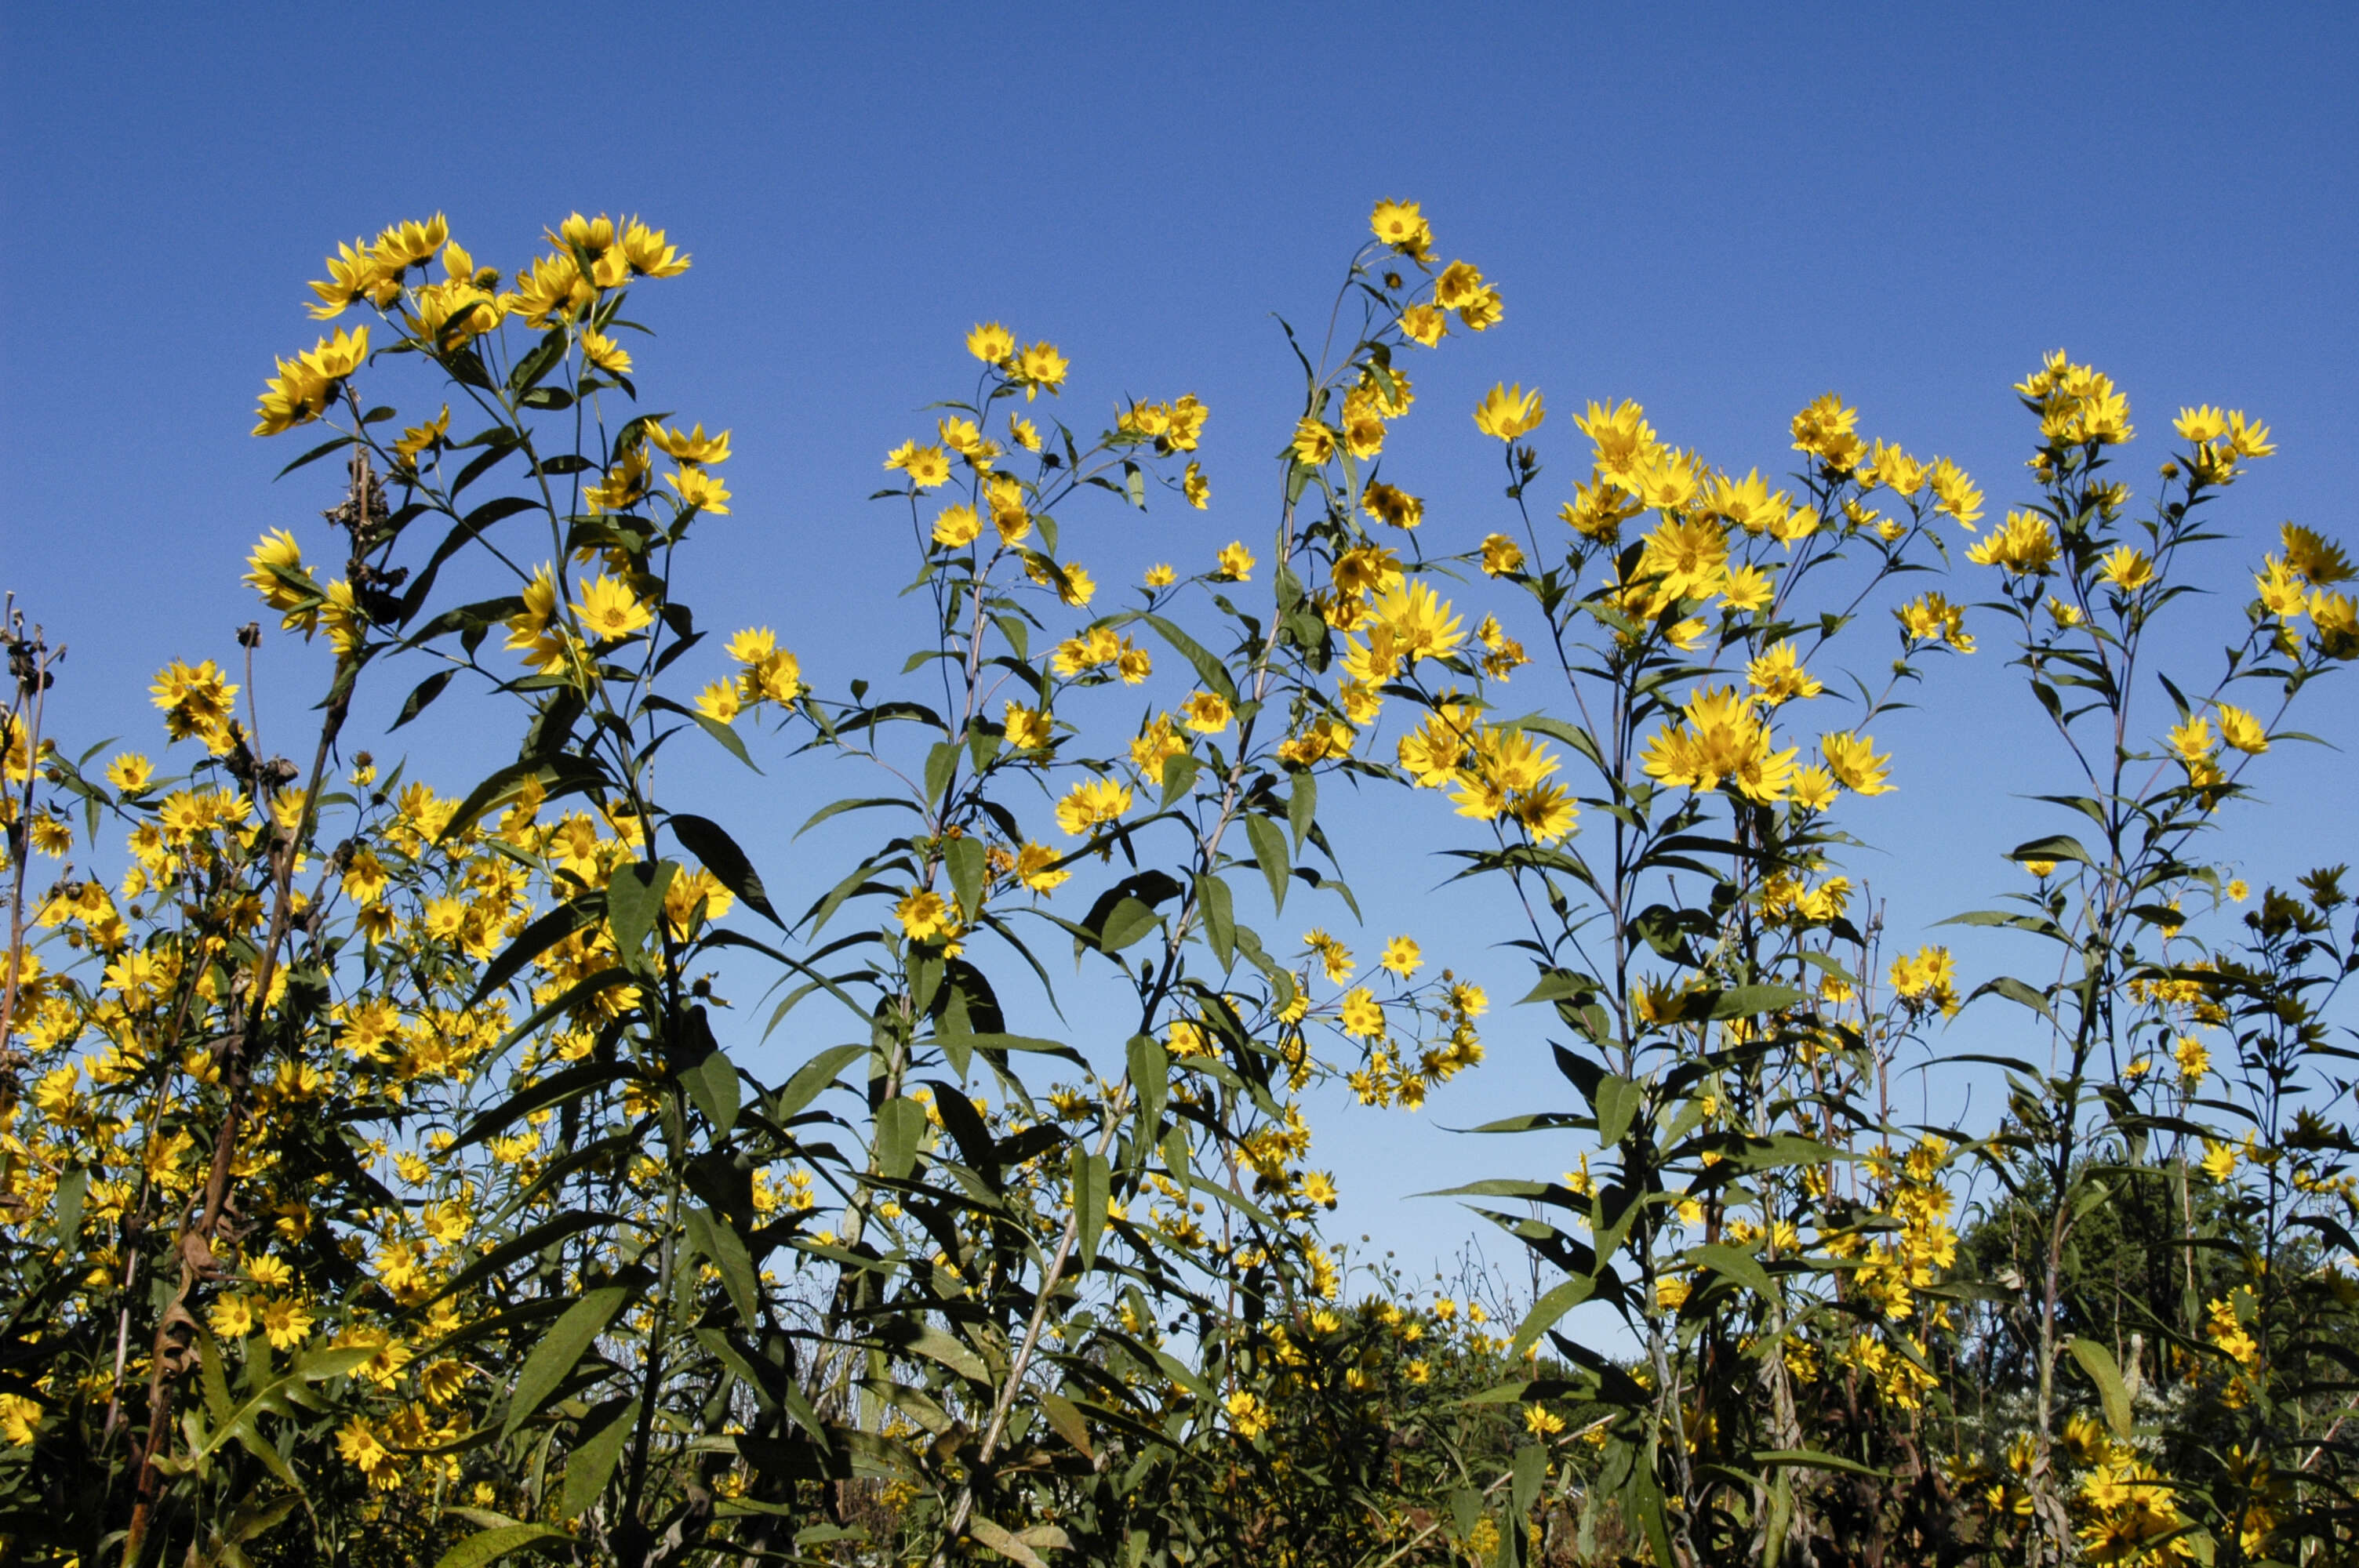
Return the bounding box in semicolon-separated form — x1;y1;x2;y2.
6;4;2355;1290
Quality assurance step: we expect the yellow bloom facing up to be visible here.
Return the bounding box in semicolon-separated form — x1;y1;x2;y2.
2215;703;2268;753
1967;510;2060;575
1339;987;1386;1039
650;421;732;466
1638;688;1795;804
254;325;369;436
1747;641;1823;705
1016;340;1069;397
1379;936;1423;978
932;503;983;549
150;659;240;746
572;575;654;641
1013;841;1069;894
619;218;691;278
695;681;740;723
2175;405;2230;445
258;1296;314;1350
209;1294;257;1339
1819;731;1894;797
245;529;322;631
1055;777;1133;837
584;448;652;514
1473;383;1545;441
106;752;154;793
1369;198;1434;260
2175;1034;2211;1086
2098;546;2153;590
747;648;802;704
1291;417;1337;466
1217;541;1255;581
667;466;730;514
1005;702;1053;750
1896;591;1974;652
1481;534;1525;576
885;441;953;490
393;405;451;470
336;1417;404;1490
1180;691;1233;734
1365;579;1465;667
966;321;1016;364
307;238;392;318
1361;481;1423;531
895;889;957;943
1790;393;1863;474
2279;523;2352;586
1928;458;1983;526
1183;461;1210;509
1398;303;1448;347
579;329;632;376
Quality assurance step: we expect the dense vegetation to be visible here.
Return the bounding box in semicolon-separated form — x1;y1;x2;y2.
2;202;2354;1566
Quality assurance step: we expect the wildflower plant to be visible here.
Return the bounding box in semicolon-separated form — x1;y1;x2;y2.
0;200;2353;1568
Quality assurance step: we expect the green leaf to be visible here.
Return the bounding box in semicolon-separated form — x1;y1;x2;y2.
1707;984;1804;1020
928;1031;1074;1059
1510;1276;1594;1359
1246;814;1289;913
944;835;987;924
667;813;782;926
1288;769;1317;851
1693;1243;1774;1298
560;1400;638;1521
2067;1337;2134;1438
774;1043;866;1120
1752;1448;1891;1479
899;1325;990;1384
1073;1146;1110;1274
1129;1034;1169;1134
1512;1441;1545;1523
470;895;599;1004
197;1330;232;1425
427;1210;617;1305
925;740;959;807
274;430;356;480
1040;1388;1095;1461
2011;833;2095;867
969;1517;1049;1568
506;327;569;395
684;1208;761;1326
642;695;761;772
1097;898;1163;953
433;1523;571;1568
605;859;678;964
1594;1075;1642;1148
50;1167;85;1246
1142;614;1239;706
502;1287;628;1440
1159;750;1200;809
451;1062;633;1154
682;1047;740;1138
390;669;456;731
1196;872;1236;971
875;1096;926;1181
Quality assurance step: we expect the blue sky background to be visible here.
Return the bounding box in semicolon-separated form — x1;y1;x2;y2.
5;5;2355;1299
